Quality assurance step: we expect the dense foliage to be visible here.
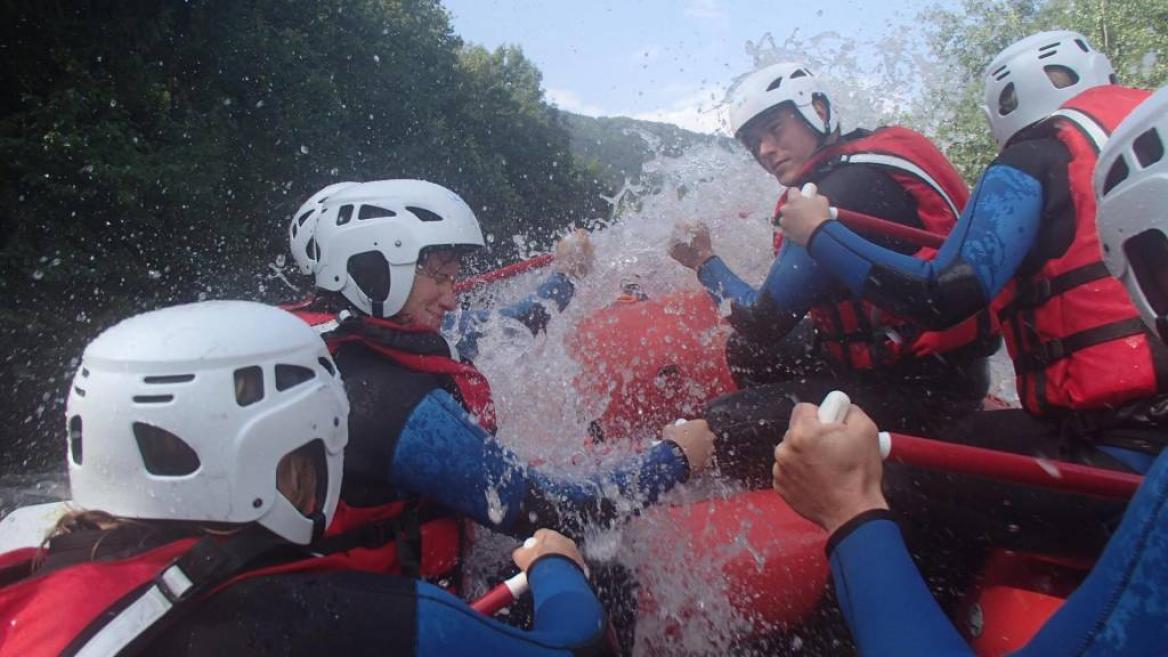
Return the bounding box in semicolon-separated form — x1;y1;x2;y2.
0;0;608;473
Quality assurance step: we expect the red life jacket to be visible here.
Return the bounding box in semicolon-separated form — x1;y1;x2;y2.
0;536;357;657
992;85;1167;415
289;307;497;432
282;305;470;581
774;127;995;371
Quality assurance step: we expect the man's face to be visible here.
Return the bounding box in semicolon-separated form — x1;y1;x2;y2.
398;250;462;330
739;105;822;186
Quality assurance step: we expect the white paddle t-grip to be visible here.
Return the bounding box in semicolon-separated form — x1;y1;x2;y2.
502;536;539;599
817;390;851;423
799;182;840;219
818;390;893;458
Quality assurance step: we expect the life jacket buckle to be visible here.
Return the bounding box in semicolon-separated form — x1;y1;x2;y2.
1017;278;1053;308
1033;338;1066;367
154;563;196;604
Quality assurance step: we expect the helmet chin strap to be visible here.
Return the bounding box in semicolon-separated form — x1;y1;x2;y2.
310;512;327;542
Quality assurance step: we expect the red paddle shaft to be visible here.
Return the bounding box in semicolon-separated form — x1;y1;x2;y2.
471;571;529;616
455;254;555;292
833;207;945;249
819;391;1142;500
885;431;1142;500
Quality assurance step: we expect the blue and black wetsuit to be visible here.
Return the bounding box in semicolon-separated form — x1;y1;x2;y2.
698;133;993;486
333;293;691;540
803;136;1168;472
829;448;1168;656
152;555;610;657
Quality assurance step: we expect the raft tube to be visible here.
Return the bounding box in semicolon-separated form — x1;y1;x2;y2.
571;290;737;441
631;489;829;648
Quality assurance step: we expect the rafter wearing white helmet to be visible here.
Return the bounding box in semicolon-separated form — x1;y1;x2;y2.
312;179;485;319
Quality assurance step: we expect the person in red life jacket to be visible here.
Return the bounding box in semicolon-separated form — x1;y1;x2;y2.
771;85;1168;655
288;181;595;361
0;301;613;657
293;179;715;553
668;62;999;486
779;31;1168;474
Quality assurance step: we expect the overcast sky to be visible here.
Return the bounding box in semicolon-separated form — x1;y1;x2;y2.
441;0;953;134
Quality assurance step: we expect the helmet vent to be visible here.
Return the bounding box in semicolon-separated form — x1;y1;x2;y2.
73;385;86;397
68;415;83;465
347;251;391;303
1075;38;1090;52
358;204;397;221
407;206;444;222
336;204;354;226
318;357;337;377
133;422;200;476
1037;42;1061;59
306;237;319;262
275;364;316;391
1102;156;1130;196
1044;65;1079;89
234;366;265;407
133;394;174;404
1133;128;1164;168
765;77;784;92
998;83;1018;116
790;68;809;79
1125;230;1168;316
297;210;314;227
992;65;1009;80
291;222;298;238
143;374;195;384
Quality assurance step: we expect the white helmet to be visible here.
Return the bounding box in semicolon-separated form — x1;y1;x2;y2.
288;182;359;275
66;301;348;545
728;62;839;140
1095;86;1168;343
983;30;1115;148
313;179;485;318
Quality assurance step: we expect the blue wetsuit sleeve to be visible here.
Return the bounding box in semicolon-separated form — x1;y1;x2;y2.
806;164;1043;329
448;273;575;360
696;244;832;340
390;390;690;537
830;512;973;657
1011;451;1168;656
414;556;608;656
697;245;831;314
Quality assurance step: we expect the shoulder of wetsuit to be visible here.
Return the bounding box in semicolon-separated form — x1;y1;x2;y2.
992;138;1075;270
334;344;450;507
813;162;924;253
993;137;1071;181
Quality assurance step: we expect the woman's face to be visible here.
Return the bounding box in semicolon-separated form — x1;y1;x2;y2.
397;250;462;330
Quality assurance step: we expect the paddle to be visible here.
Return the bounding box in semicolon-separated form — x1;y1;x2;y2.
469;537;537;615
455;254;555;293
794;183;946;249
817;391;1142;500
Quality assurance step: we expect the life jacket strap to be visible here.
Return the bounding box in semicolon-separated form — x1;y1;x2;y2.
840;152;961;219
1051;107;1110;152
62;533;296;657
1015;317;1148;371
999;262;1112;319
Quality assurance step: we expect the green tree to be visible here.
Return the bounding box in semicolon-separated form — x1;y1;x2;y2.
915;0;1168;181
0;0;606;474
